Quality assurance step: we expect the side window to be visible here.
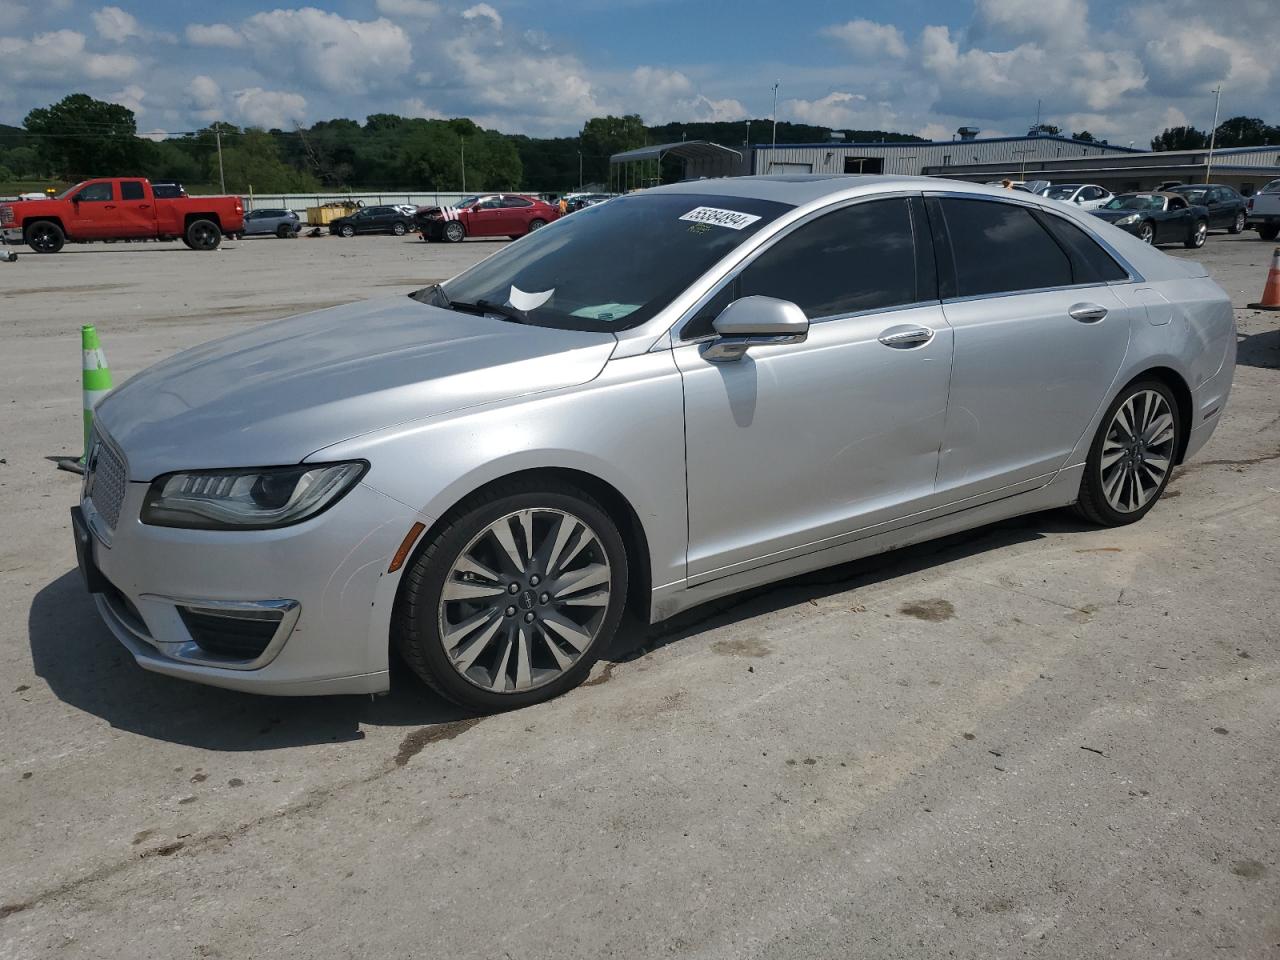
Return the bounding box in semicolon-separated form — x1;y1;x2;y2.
681;284;737;341
938;198;1072;297
120;181;145;201
737;198;922;320
1083;187;1104;201
503;197;532;208
75;182;114;202
1038;214;1129;283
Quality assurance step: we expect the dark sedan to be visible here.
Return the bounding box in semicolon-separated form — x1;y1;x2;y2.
329;205;414;238
1091;192;1208;248
1166;183;1249;234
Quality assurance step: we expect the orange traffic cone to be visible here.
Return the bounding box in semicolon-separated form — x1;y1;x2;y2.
1248;246;1280;310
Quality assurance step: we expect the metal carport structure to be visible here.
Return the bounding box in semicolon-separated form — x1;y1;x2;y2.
608;141;746;192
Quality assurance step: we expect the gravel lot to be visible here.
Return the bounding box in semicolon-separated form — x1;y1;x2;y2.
1;228;1277;959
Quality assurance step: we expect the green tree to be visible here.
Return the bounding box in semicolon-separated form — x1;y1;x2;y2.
1151;125;1208;151
1072;130;1096;142
579;114;647;184
1028;123;1061;136
24;93;144;179
1212;115;1277;147
214;128;320;193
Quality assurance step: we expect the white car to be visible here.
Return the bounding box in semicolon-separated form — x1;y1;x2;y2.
1039;184;1113;210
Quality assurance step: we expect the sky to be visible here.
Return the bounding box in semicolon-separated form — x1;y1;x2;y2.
0;0;1276;145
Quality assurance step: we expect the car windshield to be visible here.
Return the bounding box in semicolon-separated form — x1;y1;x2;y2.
1103;195;1164;211
439;192;791;332
455;196;480;208
1261;180;1280;195
1042;185;1080;200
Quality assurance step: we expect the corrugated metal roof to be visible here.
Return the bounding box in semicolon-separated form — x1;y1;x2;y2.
749;135;1143;153
610;141;743;163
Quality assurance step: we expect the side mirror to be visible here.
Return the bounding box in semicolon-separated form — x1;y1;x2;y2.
703;295;809;362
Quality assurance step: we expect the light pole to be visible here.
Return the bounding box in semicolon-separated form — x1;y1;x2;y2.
1205;84;1222;184
771;80;780;148
215;128;226;194
578;150;583;190
460;136;466;192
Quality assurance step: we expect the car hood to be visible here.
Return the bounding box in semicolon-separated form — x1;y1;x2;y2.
96;297;617;480
1090;209;1140;222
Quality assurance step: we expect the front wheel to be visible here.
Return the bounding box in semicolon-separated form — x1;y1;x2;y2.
339;224;355;238
443;221;465;243
1137;221;1155;244
25;221;65;253
1229;211;1246;234
1185;219;1207;248
1074;379;1181;526
394;482;628;712
186;219;222;250
392;221;407;236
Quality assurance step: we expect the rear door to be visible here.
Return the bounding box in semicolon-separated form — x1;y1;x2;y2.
502;196;534;233
115;180;155;238
676;196;953;581
929;195;1137;501
67;181;118;239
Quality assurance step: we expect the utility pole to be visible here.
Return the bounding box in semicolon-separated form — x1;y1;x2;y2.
460;136;466;192
1205;84;1222;184
216;128;226;194
578;150;582;190
771;80;780;148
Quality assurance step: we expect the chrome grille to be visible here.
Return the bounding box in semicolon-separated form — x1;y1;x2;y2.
86;436;127;529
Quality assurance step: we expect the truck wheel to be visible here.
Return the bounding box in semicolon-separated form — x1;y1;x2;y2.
25;221;65;254
1260;223;1280;242
186;219;222;251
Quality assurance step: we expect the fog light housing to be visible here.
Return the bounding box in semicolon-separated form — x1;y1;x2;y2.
177;600;299;662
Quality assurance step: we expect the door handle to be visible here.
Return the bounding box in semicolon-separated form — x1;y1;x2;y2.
1069;303;1108;323
138;204;150;210
104;204;116;210
878;326;934;347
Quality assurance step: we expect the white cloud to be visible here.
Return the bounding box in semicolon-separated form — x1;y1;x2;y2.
187;74;222;122
0;0;27;31
242;8;411;94
376;0;439;18
783;91;902;132
93;6;141;43
185;22;244;48
109;82;145;114
971;0;1089;49
231;87;308;129
0;29;140;84
461;3;502;30
401;96;445;120
822;19;907;59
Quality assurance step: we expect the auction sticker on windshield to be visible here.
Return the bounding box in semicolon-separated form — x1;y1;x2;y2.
678;206;762;230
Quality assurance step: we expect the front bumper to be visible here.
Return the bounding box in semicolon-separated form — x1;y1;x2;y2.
77;472;427;696
2;227;22;244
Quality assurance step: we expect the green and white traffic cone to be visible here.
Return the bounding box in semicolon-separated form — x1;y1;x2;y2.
56;325;113;475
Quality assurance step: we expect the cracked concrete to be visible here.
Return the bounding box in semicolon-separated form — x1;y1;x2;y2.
1;231;1277;959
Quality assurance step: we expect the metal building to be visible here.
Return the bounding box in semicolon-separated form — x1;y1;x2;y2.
751;134;1140;178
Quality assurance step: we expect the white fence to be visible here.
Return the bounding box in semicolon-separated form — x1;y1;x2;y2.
232;191;506;212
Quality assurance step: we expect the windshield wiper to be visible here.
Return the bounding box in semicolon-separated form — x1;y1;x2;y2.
448;298;529;324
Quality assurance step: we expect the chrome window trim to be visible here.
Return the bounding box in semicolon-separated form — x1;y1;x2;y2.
940;279;1125;307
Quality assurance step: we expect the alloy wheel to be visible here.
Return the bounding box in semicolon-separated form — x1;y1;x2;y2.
1192;221;1207;247
1139;223;1154;244
1234;212;1246;233
437;508;611;693
444;222;465;242
190;223;218;249
1100;389;1175;514
29;226;59;252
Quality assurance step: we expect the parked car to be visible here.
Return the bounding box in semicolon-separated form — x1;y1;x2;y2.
1038;183;1113;210
0;177;244;252
1246;178;1280;241
417;193;560;242
1091;192;1209;247
151;181;187;199
1166;184;1249;234
565;193;613;213
73;177;1234;711
243;207;301;238
393;204;418;218
328;205;414;237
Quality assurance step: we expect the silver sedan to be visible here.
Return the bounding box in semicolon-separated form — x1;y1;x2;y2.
73;176;1236;711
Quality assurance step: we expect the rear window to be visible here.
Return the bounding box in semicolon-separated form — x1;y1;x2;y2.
1038;214;1129;283
937;198;1072;298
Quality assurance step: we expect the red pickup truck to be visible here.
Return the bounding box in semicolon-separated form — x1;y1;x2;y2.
1;177;244;253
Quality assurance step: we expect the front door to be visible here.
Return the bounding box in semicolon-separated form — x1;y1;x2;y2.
67;181;117;239
930;196;1135;501
676;196;952;582
468;198;507;237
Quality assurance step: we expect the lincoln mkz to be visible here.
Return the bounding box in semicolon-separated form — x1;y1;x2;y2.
73;176;1236;711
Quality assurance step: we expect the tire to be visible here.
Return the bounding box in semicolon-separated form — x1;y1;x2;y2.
1184;219;1207;248
339;224;355;238
186;219;221;250
1259;223;1280;242
527;218;547;234
1228;211;1246;235
276;223;292;239
393;480;629;713
1074;378;1181;527
392;221;407;236
443;221;465;243
1137;221;1155;245
24;221;65;254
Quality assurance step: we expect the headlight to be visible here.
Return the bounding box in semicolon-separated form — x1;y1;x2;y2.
141;462;367;530
1115;214;1140;225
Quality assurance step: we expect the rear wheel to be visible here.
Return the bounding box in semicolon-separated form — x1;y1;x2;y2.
443;221;465;243
392;221;407;236
1229;211;1247;234
527;218;546;234
339;224;355;238
1074;379;1181;527
1259;223;1280;242
25;221;65;253
276;223;292;239
1185;219;1207;248
186;219;221;250
1137;221;1155;244
394;481;628;713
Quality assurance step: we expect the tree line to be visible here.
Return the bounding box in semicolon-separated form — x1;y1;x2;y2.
1151;116;1280;151
1;93;924;194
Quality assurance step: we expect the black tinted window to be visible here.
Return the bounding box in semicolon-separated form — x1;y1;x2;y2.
503;197;532;208
1039;214;1129;283
75;182;113;202
738;198;922;319
120;181;145;200
939;198;1072;297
